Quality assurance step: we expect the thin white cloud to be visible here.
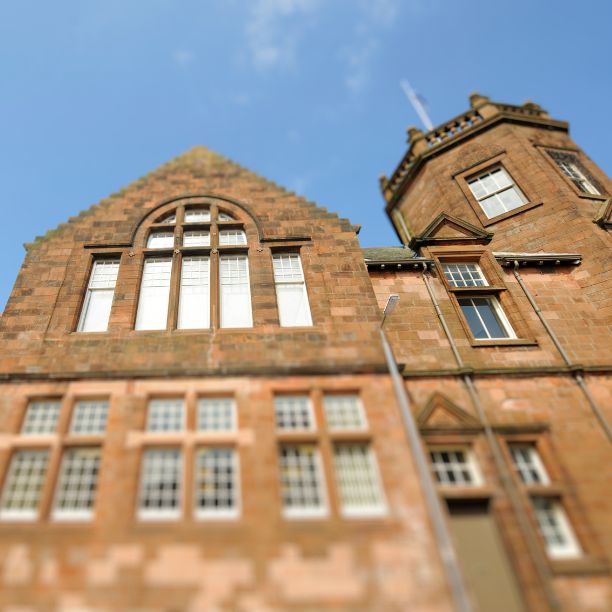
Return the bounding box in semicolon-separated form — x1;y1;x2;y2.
245;0;321;70
173;49;194;67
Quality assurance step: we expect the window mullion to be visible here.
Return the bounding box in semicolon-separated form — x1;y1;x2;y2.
167;252;182;330
210;211;220;329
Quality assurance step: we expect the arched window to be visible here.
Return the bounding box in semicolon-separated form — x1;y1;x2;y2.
135;201;252;330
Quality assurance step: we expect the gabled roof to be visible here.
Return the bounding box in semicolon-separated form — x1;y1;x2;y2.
410;212;493;249
26;146;349;250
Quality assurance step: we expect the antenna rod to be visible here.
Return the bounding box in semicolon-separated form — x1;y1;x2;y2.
400;80;434;132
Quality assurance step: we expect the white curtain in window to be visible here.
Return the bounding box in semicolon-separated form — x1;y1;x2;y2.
178;256;210;329
78;260;120;332
273;254;312;327
135;258;172;330
219;256;252;328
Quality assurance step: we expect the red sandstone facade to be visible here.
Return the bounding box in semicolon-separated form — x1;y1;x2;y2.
0;95;610;611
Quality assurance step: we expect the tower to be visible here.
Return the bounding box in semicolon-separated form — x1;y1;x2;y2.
369;93;612;611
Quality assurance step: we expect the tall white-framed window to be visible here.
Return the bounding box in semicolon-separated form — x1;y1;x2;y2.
333;443;386;517
274;395;315;431
0;450;50;521
443;263;488;288
323;394;367;431
272;254;312;327
21;400;61;435
194;447;240;519
197;398;236;432
467;166;527;218
135;258;173;330
429;448;482;486
70;400;109;435
178;256;210;329
457;296;515;340
219;255;252;328
279;444;328;518
532;497;581;559
52;447;101;521
138;448;182;520
77;259;120;332
146;399;185;432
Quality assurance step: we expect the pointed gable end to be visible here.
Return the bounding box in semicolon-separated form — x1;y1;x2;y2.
417;392;482;431
410;213;493;249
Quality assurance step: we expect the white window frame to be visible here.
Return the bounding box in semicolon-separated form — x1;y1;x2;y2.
77;259;120;332
442;262;488;288
219;255;253;329
184;208;211;223
272;253;313;327
219;229;247;246
193;447;241;520
0;450;50;521
532;496;582;559
509;445;549;485
274;395;316;432
21;400;61;435
183;231;211;247
147;232;175;249
429;447;482;486
51;447;101;522
467;166;528;218
197;398;237;432
279;444;328;519
69;399;109;435
137;448;183;521
323;394;367;431
457;296;516;340
333;443;387;518
178;256;211;330
135;258;173;330
146;399;185;433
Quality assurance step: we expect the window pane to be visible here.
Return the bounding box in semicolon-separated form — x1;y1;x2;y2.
147;232;174;249
473;298;510;339
498;187;526;210
183;231;210;247
184;208;211;223
443;263;487;288
430;449;478;485
219;229;246;245
279;445;326;516
509;446;548;485
276;284;312;326
194;448;238;517
479;194;507;218
273;254;312;327
53;448;101;519
275;396;314;431
218;211;234;221
0;450;49;520
21;400;61;434
147;399;184;432
219;256;252;328
138;448;182;519
458;298;488;339
197;398;236;431
178;256;210;329
333;444;385;515
490;167;512;189
135;258;172;330
70;400;109;435
532;497;581;558
323;395;366;430
78;260;119;332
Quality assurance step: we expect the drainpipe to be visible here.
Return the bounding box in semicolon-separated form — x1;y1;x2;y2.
421;264;561;612
511;261;612;443
379;298;473;612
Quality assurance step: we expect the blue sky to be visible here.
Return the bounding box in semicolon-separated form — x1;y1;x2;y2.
1;0;610;310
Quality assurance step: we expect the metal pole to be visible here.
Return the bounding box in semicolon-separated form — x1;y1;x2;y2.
379;326;473;612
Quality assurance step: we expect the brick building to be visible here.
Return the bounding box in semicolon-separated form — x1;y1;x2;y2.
0;94;610;611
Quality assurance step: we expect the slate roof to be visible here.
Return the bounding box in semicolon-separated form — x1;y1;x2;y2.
362;246;420;262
